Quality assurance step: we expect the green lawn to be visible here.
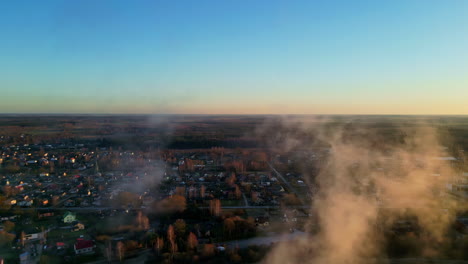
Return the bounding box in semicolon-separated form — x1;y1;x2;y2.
39;254;63;264
73;253;102;263
77;214;100;227
35;218;58;228
245;208;268;217
220;199;243;206
0;249;18;261
47;228;87;244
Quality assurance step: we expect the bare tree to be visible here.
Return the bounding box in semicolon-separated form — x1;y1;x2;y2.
116;241;125;262
167;225;177;256
224;218;235;238
155;236;164;255
174;219;186;238
200;185;206;198
234;184;241;200
209;199;221;217
187;232;198;251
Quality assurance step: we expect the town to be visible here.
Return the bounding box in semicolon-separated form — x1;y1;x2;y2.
0;115;468;263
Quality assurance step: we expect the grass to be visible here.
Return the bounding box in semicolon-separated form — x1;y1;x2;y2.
0;248;18;262
47;229;87;244
245;208;269;217
220;199;243;206
35;217;58;228
39;254;63;264
73;253;101;263
78;214;100;226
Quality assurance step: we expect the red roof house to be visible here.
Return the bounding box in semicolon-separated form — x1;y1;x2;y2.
74;239;94;254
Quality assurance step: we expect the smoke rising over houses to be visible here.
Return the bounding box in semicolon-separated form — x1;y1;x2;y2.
262;117;466;264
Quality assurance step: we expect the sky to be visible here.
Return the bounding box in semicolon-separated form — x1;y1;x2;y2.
1;0;468;115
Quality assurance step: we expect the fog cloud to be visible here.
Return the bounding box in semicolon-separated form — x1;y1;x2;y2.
262;117;464;264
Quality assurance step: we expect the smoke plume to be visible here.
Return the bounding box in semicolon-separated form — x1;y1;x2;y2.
262;116;465;264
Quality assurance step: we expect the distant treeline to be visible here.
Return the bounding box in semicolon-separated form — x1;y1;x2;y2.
166;138;259;149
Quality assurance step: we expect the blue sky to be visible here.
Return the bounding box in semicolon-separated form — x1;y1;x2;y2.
1;0;468;114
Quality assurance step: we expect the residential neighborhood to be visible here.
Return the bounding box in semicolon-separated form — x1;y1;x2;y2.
1;116;468;263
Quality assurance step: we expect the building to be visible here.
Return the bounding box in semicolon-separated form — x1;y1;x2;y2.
38;212;54;219
62;211;76;223
74;239;95;254
23;227;47;242
19;252;29;264
72;221;85;232
56;242;66;250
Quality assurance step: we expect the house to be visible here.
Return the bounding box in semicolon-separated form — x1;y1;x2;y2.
72;221;85;232
23;227;46;241
255;216;270;227
455;218;468;234
0;215;18;221
19;252;29;264
56;242;66;250
18;200;33;207
63;211;76;223
5;199;16;205
64;199;75;207
74;238;95;254
38;212;54;219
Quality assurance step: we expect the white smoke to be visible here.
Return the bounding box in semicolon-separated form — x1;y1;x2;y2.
262;116;464;264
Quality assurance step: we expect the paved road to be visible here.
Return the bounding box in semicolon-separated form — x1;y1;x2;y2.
15;207;115;211
22;242;43;264
198;205;310;209
268;162;306;205
84;249;151;264
242;193;250;206
224;230;309;248
16;204;312;212
387;259;468;264
54;194;78;207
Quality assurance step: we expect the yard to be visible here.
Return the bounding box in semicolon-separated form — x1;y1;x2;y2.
0;248;19;263
220;199;244;206
47;228;87;244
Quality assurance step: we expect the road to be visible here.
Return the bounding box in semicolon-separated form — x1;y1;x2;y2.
54;194;78;207
84;249;151;264
268;161;306;205
224;230;309;248
15;206;115;211
198;205;310;209
242;193;249;206
21;242;43;264
19;205;312;211
387;259;468;264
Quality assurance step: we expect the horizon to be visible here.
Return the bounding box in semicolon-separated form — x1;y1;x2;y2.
2;113;468;117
